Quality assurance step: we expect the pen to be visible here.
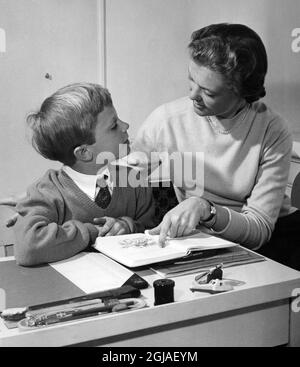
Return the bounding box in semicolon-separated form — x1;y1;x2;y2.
1;285;141;322
26;299;102;318
26;285;140;311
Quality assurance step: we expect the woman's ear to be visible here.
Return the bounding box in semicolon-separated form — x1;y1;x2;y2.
73;145;93;162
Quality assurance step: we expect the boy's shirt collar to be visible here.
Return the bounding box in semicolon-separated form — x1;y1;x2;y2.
62;165;113;200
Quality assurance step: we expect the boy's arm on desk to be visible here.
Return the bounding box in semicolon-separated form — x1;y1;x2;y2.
13;190;98;266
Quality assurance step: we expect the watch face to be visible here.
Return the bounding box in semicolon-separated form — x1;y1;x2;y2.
204;201;216;222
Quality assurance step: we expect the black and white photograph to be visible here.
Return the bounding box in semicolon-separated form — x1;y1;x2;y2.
0;0;299;351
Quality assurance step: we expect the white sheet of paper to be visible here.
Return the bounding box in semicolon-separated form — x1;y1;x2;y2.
50;252;134;293
144;230;237;251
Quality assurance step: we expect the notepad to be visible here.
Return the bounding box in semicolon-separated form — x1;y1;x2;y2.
93;231;237;267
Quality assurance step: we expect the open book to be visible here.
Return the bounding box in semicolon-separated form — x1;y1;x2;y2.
93;230;237;267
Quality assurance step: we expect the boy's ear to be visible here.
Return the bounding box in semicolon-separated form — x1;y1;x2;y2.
73;145;93;162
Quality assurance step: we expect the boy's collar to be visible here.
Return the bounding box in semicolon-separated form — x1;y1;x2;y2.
63;165;111;180
62;165;112;199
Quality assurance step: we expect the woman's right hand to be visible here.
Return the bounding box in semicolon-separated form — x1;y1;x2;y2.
148;197;211;246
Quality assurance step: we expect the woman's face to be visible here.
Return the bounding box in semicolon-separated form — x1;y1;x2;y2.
188;60;244;119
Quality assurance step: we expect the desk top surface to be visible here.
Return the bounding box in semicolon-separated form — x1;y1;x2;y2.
0;255;299;346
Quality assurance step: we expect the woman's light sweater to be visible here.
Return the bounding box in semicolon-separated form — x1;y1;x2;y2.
133;97;294;249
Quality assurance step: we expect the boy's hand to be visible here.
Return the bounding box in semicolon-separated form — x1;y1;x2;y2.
93;217;131;236
0;193;26;207
6;213;19;228
0;193;26;227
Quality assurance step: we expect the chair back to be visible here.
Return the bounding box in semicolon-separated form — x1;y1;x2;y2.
0;206;15;257
151;181;178;226
291;172;300;210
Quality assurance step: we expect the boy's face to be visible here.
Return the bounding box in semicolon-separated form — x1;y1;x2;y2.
89;106;130;166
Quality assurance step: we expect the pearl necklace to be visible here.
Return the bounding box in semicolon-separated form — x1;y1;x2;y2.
206;103;250;134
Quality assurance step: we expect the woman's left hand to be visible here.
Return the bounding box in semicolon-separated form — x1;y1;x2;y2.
148;197;210;246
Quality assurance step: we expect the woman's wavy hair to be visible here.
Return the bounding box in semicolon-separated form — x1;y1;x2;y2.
188;23;268;103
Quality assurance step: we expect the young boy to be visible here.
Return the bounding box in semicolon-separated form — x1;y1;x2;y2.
13;83;154;266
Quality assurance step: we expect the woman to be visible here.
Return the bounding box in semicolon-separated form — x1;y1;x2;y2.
131;23;299;270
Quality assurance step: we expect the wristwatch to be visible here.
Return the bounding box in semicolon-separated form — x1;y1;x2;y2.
202;200;217;223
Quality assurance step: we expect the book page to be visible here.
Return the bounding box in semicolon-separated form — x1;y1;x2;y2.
93;234;186;267
167;231;237;253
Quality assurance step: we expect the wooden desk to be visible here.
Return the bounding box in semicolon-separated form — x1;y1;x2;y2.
0;256;299;347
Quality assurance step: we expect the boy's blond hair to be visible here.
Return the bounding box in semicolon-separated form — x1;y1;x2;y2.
27;83;112;166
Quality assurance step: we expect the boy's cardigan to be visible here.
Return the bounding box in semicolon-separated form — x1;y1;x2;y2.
14;168;155;265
